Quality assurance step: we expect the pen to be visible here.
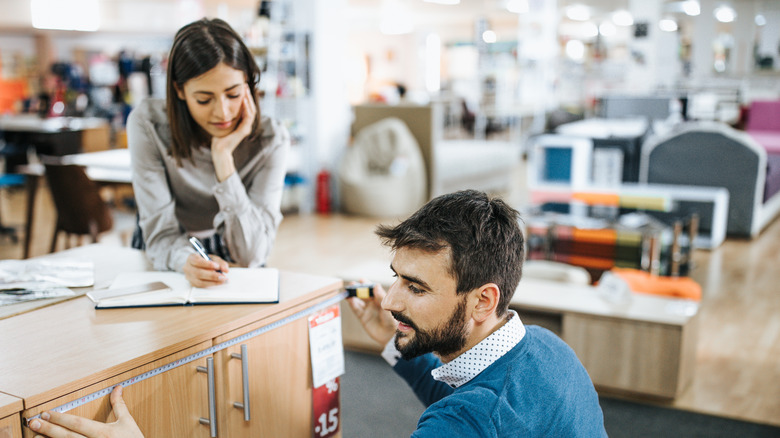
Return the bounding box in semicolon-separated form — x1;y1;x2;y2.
189;236;223;273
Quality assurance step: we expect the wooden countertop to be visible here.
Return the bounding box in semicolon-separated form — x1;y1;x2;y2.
0;392;23;419
0;245;343;409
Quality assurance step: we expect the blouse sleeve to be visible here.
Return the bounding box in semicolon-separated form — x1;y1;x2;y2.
127;106;193;272
212;119;290;267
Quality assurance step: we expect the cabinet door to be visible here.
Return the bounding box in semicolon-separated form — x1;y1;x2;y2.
22;341;212;438
216;317;314;437
0;414;22;438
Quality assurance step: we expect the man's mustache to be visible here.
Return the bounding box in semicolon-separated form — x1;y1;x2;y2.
391;311;419;331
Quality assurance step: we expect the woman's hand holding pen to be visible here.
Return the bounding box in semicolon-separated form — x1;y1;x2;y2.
211;85;257;182
183;253;229;287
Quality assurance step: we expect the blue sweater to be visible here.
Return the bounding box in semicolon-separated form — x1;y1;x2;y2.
393;325;607;437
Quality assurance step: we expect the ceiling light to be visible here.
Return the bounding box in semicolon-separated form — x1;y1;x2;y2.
755;14;766;26
506;0;529;14
565;40;586;61
612;10;634;27
380;0;413;35
31;0;100;31
482;30;497;44
659;17;678;32
682;0;700;16
599;21;616;37
566;4;591;21
714;5;736;23
582;22;599;38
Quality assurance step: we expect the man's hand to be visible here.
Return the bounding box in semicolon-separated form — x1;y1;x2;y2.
29;386;144;438
183;253;229;287
346;282;397;345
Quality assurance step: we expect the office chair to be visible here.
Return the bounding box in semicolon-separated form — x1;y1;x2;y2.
41;156;113;252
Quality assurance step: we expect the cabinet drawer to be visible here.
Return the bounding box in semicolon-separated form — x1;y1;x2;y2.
0;413;22;438
21;341;212;438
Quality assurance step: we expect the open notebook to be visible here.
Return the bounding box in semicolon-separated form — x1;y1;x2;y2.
87;268;279;308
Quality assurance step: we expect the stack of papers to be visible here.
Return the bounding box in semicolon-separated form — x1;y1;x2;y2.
0;260;94;305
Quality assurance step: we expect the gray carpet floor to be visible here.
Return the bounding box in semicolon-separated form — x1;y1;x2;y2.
341;350;780;437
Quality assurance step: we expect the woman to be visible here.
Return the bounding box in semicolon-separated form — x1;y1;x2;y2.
128;18;289;287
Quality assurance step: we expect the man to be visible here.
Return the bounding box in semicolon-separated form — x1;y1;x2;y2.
347;190;606;436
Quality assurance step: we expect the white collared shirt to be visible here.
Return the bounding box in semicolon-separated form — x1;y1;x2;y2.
382;310;526;388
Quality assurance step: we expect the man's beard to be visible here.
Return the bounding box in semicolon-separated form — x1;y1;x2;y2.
392;296;469;361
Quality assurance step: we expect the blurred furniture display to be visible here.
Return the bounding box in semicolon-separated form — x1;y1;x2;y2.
0;115;110;164
528;184;729;250
509;277;699;399
0;173;25;243
528;135;594;187
686;89;741;125
61;148;132;183
745;99;780;156
42;158;114;252
0;139;27;243
21;149;132;257
521;259;591;285
555;118;651;184
597;95;674;121
351;104;520;200
339;117;427;217
524;207;697;281
640;121;780;238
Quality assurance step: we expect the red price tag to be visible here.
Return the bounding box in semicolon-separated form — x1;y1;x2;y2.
312;377;340;438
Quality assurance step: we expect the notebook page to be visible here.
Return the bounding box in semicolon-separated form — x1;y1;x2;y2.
189;268;279;304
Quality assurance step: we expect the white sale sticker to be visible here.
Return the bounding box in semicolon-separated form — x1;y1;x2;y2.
308;304;345;388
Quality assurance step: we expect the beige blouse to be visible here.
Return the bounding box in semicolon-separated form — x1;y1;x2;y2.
127;98;289;272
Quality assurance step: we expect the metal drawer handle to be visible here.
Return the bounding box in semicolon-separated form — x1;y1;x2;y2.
197;357;217;437
230;344;251;421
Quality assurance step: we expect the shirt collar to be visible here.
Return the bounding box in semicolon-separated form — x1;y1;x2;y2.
430;310;525;388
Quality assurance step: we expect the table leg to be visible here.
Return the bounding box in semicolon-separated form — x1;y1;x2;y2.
24;174;38;259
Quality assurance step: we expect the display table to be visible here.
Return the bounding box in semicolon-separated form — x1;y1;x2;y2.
0;245;343;437
510;278;699;399
0;115;110;158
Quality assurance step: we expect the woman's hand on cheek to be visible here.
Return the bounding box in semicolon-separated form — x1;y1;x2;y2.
211;85;257;181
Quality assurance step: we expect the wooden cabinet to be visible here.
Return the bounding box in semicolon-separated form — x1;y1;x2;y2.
0;246;343;438
0;415;22;438
0;393;23;438
562;313;698;398
215;317;313;437
21;341;212;438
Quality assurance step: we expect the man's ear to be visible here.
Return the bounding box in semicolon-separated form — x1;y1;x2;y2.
471;283;500;323
174;83;185;100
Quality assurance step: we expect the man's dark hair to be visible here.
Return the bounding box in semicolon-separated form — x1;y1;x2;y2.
166;18;262;165
376;190;525;316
